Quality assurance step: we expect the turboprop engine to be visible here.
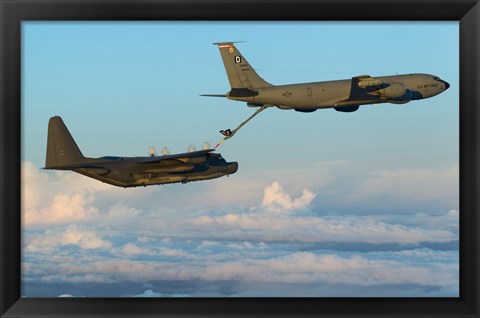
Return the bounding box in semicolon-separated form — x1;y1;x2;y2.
379;83;412;104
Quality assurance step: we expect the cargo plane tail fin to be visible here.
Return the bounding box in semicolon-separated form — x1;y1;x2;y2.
45;116;86;168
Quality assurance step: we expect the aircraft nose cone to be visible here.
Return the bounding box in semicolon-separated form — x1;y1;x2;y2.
444;81;450;90
441;79;450;90
226;162;238;174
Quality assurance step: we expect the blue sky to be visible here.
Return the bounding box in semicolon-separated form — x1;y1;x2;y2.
21;21;458;297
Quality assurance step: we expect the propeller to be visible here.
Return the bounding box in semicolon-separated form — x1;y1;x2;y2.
149;146;156;157
187;145;197;153
202;142;211;150
161;146;170;156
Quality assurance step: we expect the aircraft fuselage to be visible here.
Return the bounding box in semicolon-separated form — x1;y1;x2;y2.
52;153;238;188
44;116;238;188
227;73;449;111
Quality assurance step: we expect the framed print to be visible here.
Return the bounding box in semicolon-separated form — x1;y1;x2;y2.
1;0;479;317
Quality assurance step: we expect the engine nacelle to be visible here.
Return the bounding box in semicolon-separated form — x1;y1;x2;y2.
294;108;317;113
334;105;359;112
379;83;406;99
388;89;413;104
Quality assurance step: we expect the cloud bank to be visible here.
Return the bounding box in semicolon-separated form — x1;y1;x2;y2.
21;161;459;297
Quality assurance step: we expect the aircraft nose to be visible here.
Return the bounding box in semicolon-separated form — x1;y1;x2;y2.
439;79;450;90
444;80;450;90
226;162;238;174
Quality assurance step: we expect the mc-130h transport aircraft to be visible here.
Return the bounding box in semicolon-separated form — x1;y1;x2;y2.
203;42;450;139
44;116;238;187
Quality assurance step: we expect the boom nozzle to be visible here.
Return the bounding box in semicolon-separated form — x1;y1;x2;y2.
220;129;233;137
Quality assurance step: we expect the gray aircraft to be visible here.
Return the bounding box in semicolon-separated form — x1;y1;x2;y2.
204;42;450;138
44;116;238;187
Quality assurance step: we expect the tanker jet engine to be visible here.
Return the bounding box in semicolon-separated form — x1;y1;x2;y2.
203;42;450;139
44;116;238;187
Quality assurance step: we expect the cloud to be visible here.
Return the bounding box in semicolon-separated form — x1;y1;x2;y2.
133;289;163;297
21;161;459;297
60;226;112;249
27;249;457;292
101;202;143;224
448;209;459;216
190;211;456;245
24;192;99;226
196;240;221;249
349;164;459;203
21;161;51;211
22;165;458;247
159;247;187;257
26;225;112;252
22;161;105;226
260;181;316;213
121;243;155;255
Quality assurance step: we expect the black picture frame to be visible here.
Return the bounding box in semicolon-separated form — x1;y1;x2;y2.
1;0;478;317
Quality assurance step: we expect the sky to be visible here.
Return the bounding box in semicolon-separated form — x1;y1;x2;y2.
21;21;459;297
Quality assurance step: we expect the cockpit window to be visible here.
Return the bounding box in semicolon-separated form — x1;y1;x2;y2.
433;76;440;81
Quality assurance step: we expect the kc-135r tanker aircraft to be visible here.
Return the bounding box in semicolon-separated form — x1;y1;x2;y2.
44;116;238;187
203;42;450;139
